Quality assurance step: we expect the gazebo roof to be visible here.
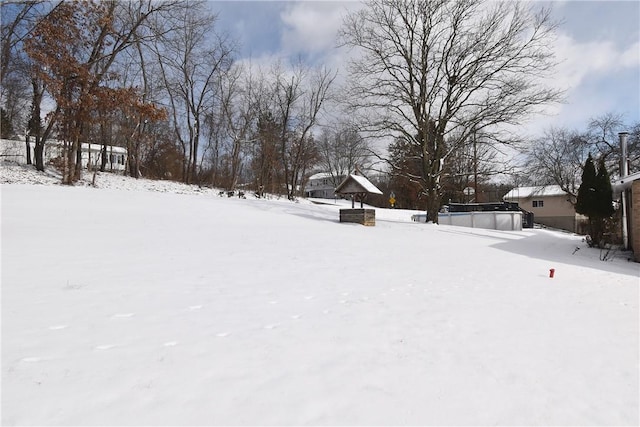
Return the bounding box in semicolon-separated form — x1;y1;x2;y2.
335;174;383;195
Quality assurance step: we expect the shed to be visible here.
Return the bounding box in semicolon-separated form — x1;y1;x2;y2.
335;173;383;226
335;174;383;208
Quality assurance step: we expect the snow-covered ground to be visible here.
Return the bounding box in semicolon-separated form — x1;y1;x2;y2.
2;163;639;426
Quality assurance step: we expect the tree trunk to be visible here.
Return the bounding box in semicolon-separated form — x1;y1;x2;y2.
34;138;44;171
100;143;107;172
62;141;73;184
25;138;32;165
425;186;440;224
100;122;108;172
74;140;82;181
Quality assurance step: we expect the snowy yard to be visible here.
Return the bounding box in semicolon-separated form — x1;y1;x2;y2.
1;164;638;425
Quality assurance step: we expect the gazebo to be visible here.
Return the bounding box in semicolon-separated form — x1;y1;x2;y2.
335;172;383;226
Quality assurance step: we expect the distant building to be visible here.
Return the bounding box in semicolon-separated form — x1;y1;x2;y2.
503;185;587;233
71;142;126;172
1;138;126;172
304;172;344;199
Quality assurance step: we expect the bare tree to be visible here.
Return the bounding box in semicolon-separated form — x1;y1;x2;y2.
584;112;640;176
587;112;624;162
340;0;562;222
217;63;258;190
267;62;336;199
251;109;282;196
442;131;502;203
524;126;587;202
628;122;640;174
150;1;234;184
316;122;371;187
1;1;56;165
524;113;639;202
1;1;50;83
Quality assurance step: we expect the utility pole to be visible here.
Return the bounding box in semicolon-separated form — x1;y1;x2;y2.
473;129;479;203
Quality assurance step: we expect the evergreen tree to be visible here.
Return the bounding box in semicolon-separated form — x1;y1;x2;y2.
575;153;597;217
576;154;615;247
595;158;615;218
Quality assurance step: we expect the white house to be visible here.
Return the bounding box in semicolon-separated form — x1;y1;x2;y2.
503;185;587;233
304;172;343;199
76;142;126;172
1;138;126;172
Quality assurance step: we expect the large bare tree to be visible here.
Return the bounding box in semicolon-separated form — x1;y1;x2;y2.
340;0;562;222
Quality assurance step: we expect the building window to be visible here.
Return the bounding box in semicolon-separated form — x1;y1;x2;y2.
532;200;544;208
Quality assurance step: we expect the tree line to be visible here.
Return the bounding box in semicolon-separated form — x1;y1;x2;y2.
2;0;638;221
1;0;367;199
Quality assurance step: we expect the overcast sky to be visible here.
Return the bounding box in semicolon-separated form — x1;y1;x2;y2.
211;1;640;137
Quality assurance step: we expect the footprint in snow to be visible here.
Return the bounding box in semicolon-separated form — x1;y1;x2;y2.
95;344;117;351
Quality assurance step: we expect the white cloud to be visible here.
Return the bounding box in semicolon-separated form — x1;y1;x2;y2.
550;33;639;92
279;2;364;57
521;29;640;135
621;41;640;68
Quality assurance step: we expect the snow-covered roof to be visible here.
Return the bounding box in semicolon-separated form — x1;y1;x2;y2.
308;172;334;181
83;143;127;154
612;171;640;193
336;174;383;195
503;185;567;200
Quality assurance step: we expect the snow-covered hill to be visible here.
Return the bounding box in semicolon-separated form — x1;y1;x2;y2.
2;163;638;425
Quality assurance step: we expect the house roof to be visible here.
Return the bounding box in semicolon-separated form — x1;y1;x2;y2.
612;171;640;193
335;174;383;195
308;172;334;180
503;185;567;200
